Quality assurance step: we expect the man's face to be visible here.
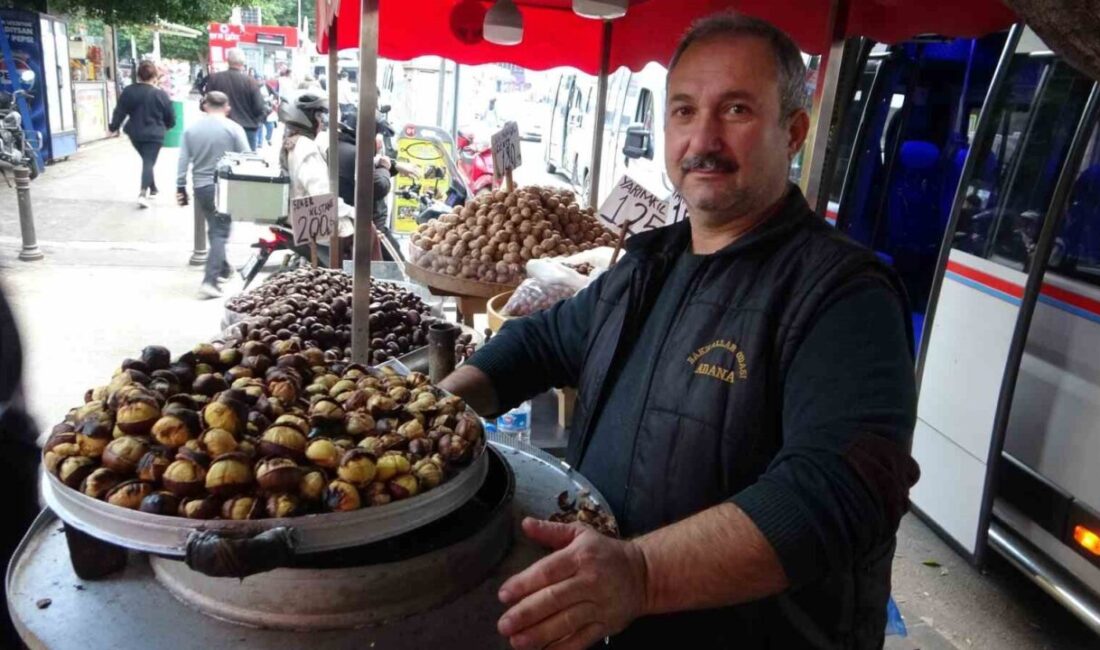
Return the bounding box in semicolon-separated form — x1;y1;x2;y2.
665;36;809;223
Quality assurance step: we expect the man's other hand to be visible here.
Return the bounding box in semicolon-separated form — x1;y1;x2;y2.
497;518;648;650
176;188;189;207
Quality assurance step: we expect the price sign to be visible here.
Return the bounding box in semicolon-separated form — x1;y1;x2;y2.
667;191;690;224
491;121;522;176
598;175;671;237
290;193;337;246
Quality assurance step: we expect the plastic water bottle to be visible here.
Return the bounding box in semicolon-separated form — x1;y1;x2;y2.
497;400;532;445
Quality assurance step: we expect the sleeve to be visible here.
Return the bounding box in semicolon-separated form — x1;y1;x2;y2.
465;270;605;413
252;82;267;122
162;92;177;130
233;125;250;153
728;276;920;588
176;133;190;188
108;89;128;132
373;167;391;198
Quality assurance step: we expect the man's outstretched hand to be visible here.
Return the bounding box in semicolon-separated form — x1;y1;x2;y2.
498;517;648;650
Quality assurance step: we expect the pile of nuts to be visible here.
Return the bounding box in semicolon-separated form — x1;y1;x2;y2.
549;490;619;538
45;344;485;520
503;282;578;318
410;186;616;285
225;268;442;366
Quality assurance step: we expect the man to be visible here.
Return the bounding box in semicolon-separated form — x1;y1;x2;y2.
331;120;419;232
337;70;357;122
204;49;267;151
176;91;250;299
440;13;920;649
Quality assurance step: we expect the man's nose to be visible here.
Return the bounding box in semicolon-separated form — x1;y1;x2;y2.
684;114;724;156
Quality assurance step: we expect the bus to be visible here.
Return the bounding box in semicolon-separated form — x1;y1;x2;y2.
825;26;1100;631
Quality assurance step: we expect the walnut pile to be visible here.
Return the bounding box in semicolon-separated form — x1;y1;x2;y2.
409;186;617;285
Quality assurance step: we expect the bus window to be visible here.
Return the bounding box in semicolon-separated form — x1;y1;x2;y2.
953;58;1094;271
824;47;880;210
1048;120;1100;285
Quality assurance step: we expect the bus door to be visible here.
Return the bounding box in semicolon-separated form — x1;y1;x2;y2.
994;97;1100;608
547;74;575;172
912;26;1098;565
831;33;1008;351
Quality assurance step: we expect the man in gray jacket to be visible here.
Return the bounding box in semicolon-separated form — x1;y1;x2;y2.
176;91;250;299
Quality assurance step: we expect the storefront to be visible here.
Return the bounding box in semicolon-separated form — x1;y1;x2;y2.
66;18;114;144
208;22;298;79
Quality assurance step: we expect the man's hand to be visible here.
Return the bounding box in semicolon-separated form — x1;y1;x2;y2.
395;161;420;180
498;518;648;650
176;187;189;207
375;155;393;171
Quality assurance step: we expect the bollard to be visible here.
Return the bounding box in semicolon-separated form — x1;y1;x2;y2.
427;322;458;384
189;205;207;265
14;166;43;261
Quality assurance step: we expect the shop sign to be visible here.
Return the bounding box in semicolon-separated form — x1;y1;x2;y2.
290;193;337;246
491;121;522;176
598;174;671;236
255;33;286;46
208;23;244;64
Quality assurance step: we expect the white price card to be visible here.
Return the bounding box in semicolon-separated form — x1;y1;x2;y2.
290;193;337;246
667;191;690;224
598;175;671;236
491;121;522;176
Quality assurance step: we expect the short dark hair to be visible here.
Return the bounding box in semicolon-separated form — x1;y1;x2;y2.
668;12;808;119
202;91;229;109
137;60;158;82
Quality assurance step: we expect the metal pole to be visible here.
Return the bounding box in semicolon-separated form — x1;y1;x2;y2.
189;208;207;265
351;0;379;364
451;63;460;139
436;58;446;128
801;0;850;213
588;20;612;209
15;166;43;261
328;19;340;268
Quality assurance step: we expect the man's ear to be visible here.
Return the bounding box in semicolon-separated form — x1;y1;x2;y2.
787;109;811;157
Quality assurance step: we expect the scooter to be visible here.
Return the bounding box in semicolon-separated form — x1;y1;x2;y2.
456;129;496;196
0;89;41;180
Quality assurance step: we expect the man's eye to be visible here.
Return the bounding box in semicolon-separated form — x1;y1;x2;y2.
727;104;749;116
671;106;694;117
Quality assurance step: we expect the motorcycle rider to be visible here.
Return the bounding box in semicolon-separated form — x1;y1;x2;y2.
279;92;382;261
330;117;419;236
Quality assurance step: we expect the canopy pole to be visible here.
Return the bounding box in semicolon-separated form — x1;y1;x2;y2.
451;63;461;140
351;0;380;364
801;0;851;214
328;18;340;268
588;20;613;210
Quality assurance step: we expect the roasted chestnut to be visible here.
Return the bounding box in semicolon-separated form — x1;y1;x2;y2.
436;395;465;416
200;428;239;456
106;480;155;509
101;436;150;475
407;437;434;458
299;468;327;502
59;456;96;489
323;479;361;512
265;493;303;518
176;440;212;468
365;481;391;507
75;424;112;459
151;409;201;448
437;434;473;465
137;448;173;483
115;398;160;436
81;467;123;499
329;379;357;399
357;436;385;457
221;495;262;520
162;457;206;497
259;425;307;460
268;379;299;404
255;457;302;493
454;414;484;443
379;433;407;451
139;490;181;515
140;345;171;371
180;495;222;519
336;449;377;487
388;474;420;500
193;373;229;397
274;413;309;435
397;420;425;440
202;400;243;436
309;398;345;428
367;394;397;416
305;438;341;470
345;411;376;438
192;343;220;366
413;458;444;489
206;453;254;496
375;454;411;482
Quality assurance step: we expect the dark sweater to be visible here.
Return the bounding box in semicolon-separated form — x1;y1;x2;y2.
109;83;175;143
468;185;920;648
204;68;267;129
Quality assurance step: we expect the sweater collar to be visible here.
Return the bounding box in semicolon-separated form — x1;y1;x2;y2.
625;184;813;260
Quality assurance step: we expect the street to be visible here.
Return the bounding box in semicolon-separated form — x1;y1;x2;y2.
1;137;1097;650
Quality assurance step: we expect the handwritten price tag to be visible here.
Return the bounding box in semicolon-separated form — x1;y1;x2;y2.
598;175;670;237
491;121;522;176
290;193;337;246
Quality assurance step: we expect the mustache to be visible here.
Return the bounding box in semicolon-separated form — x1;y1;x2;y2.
680;154;738;173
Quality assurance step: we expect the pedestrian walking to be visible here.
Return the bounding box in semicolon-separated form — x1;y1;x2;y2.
204;48;267;151
109;60;175;208
261;81;279;147
176;91;251;299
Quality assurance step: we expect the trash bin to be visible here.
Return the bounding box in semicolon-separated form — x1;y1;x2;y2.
163;100;185;148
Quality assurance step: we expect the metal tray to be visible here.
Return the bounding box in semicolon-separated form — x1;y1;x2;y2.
41;360;489;558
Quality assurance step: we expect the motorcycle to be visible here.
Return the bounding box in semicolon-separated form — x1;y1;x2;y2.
0;88;41;180
455;129;496;196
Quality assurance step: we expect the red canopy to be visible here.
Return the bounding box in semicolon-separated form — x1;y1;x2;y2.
317;0;1016;74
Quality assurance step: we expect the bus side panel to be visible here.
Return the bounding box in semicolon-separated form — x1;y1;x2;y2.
1005;276;1100;513
913;249;1024;553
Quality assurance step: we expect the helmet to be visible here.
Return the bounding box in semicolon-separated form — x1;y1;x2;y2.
279;92;328;131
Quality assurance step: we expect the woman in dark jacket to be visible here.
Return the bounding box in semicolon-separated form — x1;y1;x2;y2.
109;60;176;208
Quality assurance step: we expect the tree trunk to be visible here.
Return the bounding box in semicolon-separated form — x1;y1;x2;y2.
1002;0;1100;82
